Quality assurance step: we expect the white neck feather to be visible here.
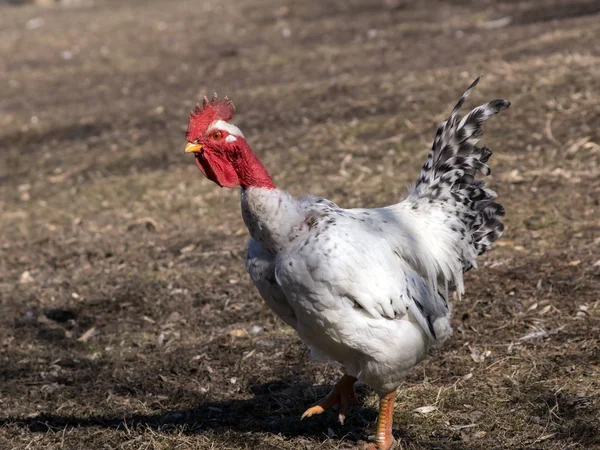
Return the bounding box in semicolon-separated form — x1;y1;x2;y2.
241;187;304;253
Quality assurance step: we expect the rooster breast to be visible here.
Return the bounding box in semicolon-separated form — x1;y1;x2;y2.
246;238;297;329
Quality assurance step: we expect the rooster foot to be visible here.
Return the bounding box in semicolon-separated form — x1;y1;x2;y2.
301;374;357;425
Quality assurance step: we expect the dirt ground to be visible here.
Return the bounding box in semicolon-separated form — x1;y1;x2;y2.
1;0;599;449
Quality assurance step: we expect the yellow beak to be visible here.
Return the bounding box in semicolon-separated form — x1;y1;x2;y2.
185;143;203;154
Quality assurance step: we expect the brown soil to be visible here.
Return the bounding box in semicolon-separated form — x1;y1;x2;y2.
1;0;599;449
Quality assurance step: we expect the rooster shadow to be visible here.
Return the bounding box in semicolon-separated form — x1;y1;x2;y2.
0;380;387;443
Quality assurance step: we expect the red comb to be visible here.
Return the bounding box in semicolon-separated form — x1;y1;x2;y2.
186;93;236;141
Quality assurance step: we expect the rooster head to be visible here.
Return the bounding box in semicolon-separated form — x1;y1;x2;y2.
184;94;245;188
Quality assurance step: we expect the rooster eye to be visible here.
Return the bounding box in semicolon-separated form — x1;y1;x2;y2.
211;131;222;140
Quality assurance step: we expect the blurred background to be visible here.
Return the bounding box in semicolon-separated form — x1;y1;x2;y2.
1;0;599;449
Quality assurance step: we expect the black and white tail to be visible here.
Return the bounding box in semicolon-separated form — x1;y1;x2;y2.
410;77;510;263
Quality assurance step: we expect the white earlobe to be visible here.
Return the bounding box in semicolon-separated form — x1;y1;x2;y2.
225;135;238;143
211;119;245;138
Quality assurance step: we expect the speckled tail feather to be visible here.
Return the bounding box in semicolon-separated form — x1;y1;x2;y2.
409;77;510;270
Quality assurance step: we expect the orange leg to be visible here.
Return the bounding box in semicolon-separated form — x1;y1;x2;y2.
363;391;397;450
301;374;358;425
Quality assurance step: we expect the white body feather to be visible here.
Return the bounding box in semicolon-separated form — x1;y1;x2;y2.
244;187;455;394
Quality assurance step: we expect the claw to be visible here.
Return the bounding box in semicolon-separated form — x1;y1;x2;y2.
301;404;326;420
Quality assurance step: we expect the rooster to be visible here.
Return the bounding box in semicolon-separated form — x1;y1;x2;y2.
184;78;509;449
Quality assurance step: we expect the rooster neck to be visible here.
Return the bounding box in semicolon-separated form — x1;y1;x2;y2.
241;187;304;253
234;141;275;190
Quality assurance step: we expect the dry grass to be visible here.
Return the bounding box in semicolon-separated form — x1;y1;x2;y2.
1;0;599;448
